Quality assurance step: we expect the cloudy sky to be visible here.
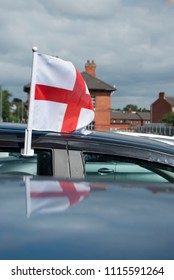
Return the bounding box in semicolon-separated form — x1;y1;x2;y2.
0;0;174;109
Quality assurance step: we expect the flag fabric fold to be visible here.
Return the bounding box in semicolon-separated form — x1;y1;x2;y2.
28;52;94;133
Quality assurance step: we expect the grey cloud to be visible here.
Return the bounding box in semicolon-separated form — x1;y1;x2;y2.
38;0;121;19
0;0;174;109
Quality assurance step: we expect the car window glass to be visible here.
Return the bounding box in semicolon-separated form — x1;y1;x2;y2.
83;153;174;183
0;149;52;176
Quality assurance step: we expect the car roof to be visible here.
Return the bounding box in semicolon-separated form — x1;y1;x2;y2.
117;131;174;146
0;176;174;260
0;122;174;154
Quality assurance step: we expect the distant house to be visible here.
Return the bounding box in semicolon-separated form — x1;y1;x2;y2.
23;60;116;131
151;92;174;123
110;111;150;131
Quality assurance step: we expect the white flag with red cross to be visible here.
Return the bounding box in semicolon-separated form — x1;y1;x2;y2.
28;51;94;133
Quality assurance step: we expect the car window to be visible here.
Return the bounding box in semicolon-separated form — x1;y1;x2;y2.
0;149;52;176
83;153;174;183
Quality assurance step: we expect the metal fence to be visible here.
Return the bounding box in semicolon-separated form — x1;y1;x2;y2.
135;123;174;136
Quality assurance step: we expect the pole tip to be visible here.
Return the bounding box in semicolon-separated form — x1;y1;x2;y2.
32;46;38;52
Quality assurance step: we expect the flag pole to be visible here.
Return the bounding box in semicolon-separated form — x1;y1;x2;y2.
23;47;38;156
24;176;32;218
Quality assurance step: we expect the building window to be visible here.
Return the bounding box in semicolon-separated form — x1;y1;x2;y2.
87;121;95;130
91;95;96;109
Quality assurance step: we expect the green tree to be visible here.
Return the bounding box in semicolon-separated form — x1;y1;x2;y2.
122;104;149;112
162;113;174;125
10;98;27;123
138;107;150;112
123;104;138;112
0;86;11;122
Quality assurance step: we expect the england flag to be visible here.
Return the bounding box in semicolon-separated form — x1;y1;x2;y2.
28;52;94;133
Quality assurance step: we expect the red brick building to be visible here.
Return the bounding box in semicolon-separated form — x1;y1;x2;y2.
110;111;150;131
151;92;174;123
81;60;116;130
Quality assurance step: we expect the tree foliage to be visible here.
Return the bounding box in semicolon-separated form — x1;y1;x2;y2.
122;104;149;112
0;85;27;123
0;86;12;122
162;113;174;125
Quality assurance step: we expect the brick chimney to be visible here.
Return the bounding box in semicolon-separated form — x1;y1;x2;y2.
85;60;96;77
159;92;166;99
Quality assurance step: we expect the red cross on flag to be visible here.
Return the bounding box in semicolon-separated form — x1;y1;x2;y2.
28;50;94;133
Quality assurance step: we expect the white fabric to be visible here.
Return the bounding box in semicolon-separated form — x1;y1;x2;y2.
36;53;76;90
